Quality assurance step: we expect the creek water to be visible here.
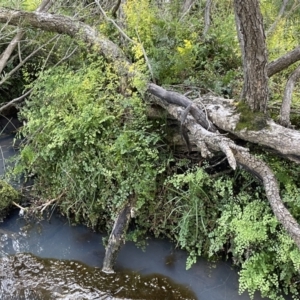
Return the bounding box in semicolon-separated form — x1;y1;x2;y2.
0;134;271;299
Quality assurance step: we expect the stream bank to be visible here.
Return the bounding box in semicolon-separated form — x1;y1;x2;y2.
0;133;275;300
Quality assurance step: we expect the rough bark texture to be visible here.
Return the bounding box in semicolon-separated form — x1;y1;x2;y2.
234;0;269;112
234;150;300;250
203;0;212;37
148;83;217;132
0;9;129;75
150;90;300;251
280;64;300;127
201;95;300;163
102;201;133;273
268;46;300;77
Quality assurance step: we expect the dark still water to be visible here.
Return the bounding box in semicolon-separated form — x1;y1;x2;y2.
0;210;269;300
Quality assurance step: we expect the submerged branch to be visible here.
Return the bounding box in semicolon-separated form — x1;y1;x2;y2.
102;198;135;273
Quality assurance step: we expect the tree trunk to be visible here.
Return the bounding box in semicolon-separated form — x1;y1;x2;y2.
233;0;269;112
279;64;300;127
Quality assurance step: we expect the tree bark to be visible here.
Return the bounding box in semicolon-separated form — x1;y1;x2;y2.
268;46;300;77
233;0;269;112
203;0;212;37
0;8;129;73
234;150;300;250
201;94;300;163
102;199;134;273
149;88;300;250
279;64;300;127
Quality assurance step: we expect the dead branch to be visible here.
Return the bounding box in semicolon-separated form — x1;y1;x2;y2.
201;94;300;163
102;197;135;273
0;89;32;113
203;0;213;37
0;34;60;87
279;63;300;127
266;0;289;36
150;89;300;252
0;30;24;73
234;150;300;249
148;83;217;132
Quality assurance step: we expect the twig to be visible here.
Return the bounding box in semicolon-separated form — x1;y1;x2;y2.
35;192;65;212
203;0;213;37
0;34;60;86
0;146;5;172
135;29;155;83
266;0;289;36
12;201;26;211
0;89;32;113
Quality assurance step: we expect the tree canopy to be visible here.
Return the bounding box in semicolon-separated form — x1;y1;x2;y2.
1;0;300;299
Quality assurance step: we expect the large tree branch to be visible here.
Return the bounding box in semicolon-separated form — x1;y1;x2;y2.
234;150;300;250
0;8;129;73
267;46;300;77
201;95;300;163
150;88;300;250
0;8;300;162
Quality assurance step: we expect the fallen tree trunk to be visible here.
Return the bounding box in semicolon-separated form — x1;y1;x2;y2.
148;90;300;250
200;94;300;163
1;7;300;264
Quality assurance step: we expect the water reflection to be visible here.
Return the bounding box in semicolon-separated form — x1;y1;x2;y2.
0;253;196;299
0;210;270;300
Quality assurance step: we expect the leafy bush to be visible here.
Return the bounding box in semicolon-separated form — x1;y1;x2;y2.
14;55;164;229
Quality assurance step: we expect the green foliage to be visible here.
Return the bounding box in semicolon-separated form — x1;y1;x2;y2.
208;165;300;300
3;1;300;299
14;55;164;229
0;180;20;212
135;158;300;299
123;0;240;89
22;0;41;11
